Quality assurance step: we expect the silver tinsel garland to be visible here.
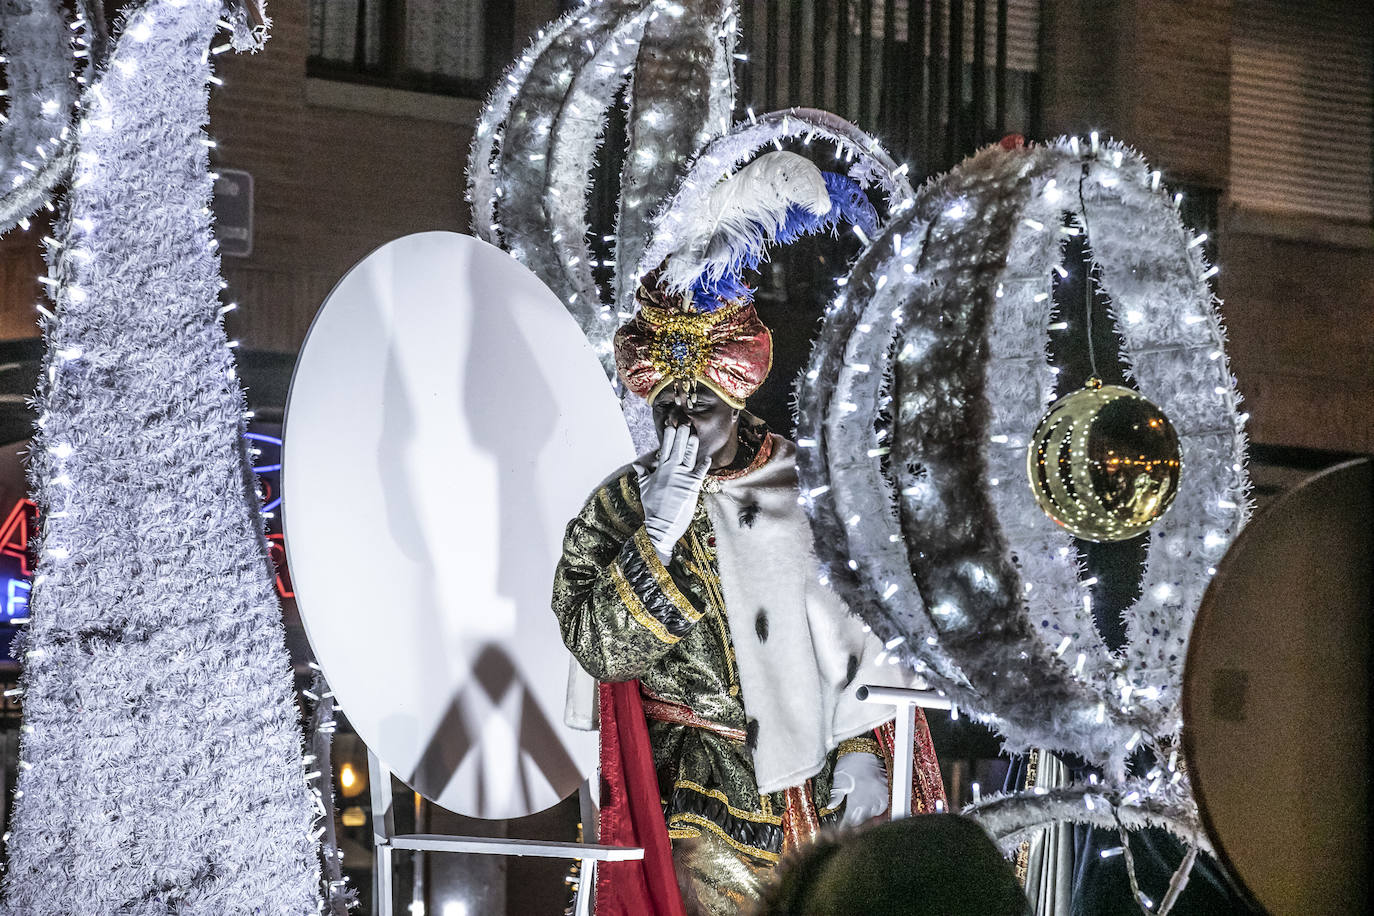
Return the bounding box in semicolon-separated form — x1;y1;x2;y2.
467;0;739;452
0;0;89;235
0;0;319;911
794;138;1249;847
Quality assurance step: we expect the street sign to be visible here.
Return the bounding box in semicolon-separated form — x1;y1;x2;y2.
213;168;253;258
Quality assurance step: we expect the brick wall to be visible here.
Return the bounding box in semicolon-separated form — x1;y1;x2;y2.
1042;0;1372;455
209;0;557;353
0;0;558;353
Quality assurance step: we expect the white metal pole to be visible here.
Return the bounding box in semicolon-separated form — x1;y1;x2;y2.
368;749;395;916
892;703;917;820
857;684;952;821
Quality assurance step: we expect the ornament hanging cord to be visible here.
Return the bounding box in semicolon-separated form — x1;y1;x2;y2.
1114;809;1198;916
1077;164;1100;380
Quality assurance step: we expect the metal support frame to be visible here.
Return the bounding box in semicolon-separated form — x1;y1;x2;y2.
367;750;641;916
856;684;953;820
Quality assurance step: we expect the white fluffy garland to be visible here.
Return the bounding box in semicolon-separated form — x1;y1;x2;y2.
467;11;568;247
0;1;319;912
970;780;1211;857
484;0;640;353
466;0;735;356
793;138;1249;842
0;0;87;235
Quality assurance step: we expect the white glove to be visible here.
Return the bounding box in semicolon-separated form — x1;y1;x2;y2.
831;752;890;827
638;423;712;562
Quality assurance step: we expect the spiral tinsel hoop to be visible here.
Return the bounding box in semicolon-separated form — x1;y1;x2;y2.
468;0;735;370
468;0;736;453
972;781;1211;858
0;0;97;235
794;138;1249;846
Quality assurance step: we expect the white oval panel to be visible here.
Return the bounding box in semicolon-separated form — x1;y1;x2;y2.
282;232;632;819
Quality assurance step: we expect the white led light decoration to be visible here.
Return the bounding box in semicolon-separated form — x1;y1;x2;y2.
0;0;100;234
794;138;1250;853
467;0;737;452
1;1;320;912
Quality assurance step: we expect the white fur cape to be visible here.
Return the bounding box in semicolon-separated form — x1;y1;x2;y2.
704;436;908;793
563;437;912;792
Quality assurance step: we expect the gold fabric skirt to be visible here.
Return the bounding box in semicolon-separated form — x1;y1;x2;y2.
673;831;773;916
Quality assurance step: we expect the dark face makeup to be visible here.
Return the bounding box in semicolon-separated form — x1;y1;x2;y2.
652;383;740;470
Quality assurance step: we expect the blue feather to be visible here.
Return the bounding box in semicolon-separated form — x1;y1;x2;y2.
684;172;878;312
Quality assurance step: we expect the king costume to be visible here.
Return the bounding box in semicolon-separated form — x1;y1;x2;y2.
551;152;945;916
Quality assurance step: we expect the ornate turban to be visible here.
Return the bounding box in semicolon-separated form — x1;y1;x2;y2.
613;270;772;409
615;150;880;408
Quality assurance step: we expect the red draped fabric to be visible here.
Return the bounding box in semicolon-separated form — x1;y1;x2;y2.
875;711;948;815
596;680;687;916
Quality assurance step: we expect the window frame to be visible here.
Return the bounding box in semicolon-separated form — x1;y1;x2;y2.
305;0;516;100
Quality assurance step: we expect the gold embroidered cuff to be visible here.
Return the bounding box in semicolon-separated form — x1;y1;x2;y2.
609;527;707;645
837;735;882;759
630;527;706;624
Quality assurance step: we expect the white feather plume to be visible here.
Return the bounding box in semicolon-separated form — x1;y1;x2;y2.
658;150;832;294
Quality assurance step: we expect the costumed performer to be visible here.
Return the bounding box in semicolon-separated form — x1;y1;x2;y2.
551;151;946;916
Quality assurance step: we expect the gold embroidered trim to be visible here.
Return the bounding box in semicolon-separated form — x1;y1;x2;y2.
597;487;634;537
665;812;780;865
837;736;882;758
1014;749;1040;885
632;527;704;624
620;473;642;514
611;562;678;644
671;779;783;825
685;528;739;692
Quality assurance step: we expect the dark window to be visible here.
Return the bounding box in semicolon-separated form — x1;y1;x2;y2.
736;0;1042;179
307;0;515;98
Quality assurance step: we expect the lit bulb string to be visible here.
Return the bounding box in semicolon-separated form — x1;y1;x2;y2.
467;0;739;455
9;3;324;910
1075;162;1100;380
793;137;1247;849
531;2;657;341
467;7;582;246
0;0;91;236
469;0;733;381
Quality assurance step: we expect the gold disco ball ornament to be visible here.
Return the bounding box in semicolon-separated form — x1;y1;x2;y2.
1026;379;1183;542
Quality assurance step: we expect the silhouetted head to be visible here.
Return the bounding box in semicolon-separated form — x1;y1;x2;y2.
755;815;1030;916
